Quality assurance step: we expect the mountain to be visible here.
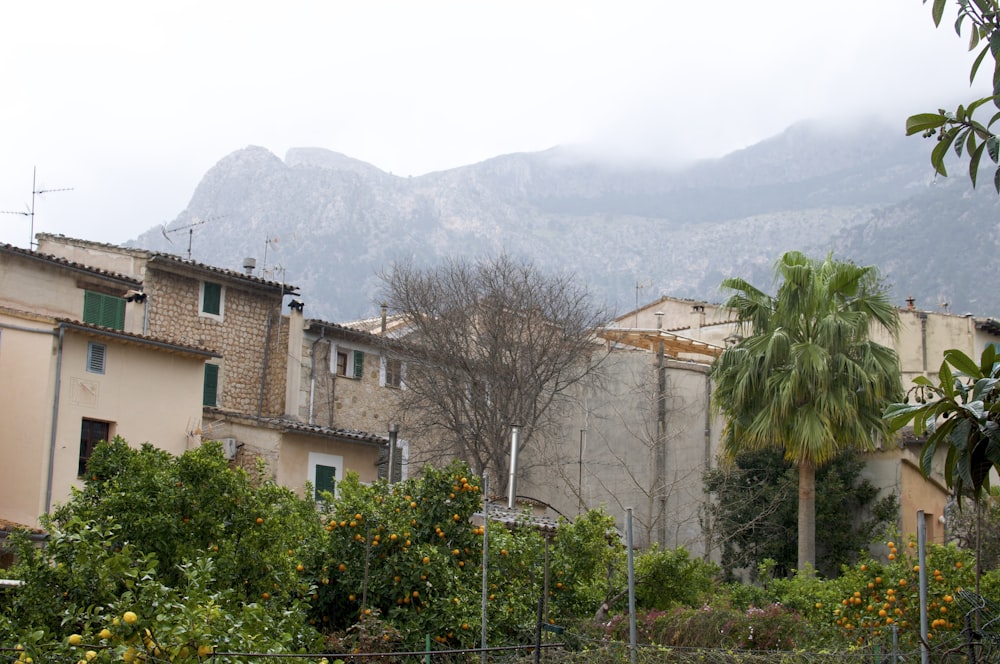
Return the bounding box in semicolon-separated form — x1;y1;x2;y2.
129;120;1000;322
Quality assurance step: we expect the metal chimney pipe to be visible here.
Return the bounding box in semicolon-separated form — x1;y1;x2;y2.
507;425;522;509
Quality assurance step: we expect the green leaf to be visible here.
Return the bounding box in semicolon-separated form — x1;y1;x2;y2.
972;43;991;83
945;348;983;378
932;0;946;27
971;140;987;186
931;131;956;176
994;165;1000;193
906;113;948;135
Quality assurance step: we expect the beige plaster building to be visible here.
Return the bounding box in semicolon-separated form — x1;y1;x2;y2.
594;294;1000;551
0;244;215;528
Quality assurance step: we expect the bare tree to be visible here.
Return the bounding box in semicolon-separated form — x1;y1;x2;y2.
378;254;609;483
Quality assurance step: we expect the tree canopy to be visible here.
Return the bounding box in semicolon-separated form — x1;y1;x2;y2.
907;0;1000;190
710;251;903;572
378;254;608;483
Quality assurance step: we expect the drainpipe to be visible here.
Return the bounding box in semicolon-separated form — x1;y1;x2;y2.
257;309;275;417
308;328;325;425
45;326;66;515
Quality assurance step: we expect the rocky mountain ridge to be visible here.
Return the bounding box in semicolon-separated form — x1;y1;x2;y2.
129;120;1000;322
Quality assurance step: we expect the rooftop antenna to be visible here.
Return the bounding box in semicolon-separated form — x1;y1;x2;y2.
261;235;279;274
1;167;73;249
634;279;652;327
160;214;227;260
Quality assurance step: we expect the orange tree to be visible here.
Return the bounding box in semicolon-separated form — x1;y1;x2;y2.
298;461;546;649
830;538;974;651
0;438;324;659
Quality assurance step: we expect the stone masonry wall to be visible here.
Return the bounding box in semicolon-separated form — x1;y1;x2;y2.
144;269;287;417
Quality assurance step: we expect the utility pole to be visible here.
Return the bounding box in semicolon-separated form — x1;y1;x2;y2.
654;311;667;547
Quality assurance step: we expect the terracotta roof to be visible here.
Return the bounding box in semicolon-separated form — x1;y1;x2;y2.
203;408;390;446
0;243;141;287
58;319;221;359
147;252;299;294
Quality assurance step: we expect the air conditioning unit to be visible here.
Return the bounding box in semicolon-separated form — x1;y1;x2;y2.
220;438;238;460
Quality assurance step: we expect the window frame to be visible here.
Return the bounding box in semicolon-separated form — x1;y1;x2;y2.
308;452;343;501
203;363;220;407
79;418;112;477
379;355;405;389
86;342;107;374
200;281;225;320
333;346;364;379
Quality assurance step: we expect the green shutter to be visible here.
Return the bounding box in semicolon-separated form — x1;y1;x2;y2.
203;364;219;407
83;291;125;330
353;350;364;378
315;464;337;500
202;282;222;315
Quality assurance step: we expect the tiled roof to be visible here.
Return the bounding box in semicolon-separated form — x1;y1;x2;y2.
147;252;299;293
0;243;140;286
58;319;221;358
203;408;389;445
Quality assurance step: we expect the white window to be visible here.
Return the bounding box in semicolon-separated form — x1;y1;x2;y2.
332;346;364;379
379;356;406;389
87;342;107;374
308;452;343;500
200;281;225;320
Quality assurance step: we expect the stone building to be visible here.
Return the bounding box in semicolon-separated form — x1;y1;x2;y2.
31;235;390;503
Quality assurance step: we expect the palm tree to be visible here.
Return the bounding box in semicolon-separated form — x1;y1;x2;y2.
710;251;903;573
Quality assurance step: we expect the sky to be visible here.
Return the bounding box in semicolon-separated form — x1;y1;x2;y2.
0;1;988;249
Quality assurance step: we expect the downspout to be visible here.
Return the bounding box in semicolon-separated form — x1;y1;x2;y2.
308;328;325;425
918;312;928;376
45;326;66;514
257;309;274;417
703;370;713;560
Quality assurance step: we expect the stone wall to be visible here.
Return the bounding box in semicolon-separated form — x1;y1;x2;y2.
144;268;287;417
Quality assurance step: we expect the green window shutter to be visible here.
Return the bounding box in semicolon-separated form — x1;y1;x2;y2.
353;350;364;378
203;364;219;407
83;291;125;330
202;282;222;315
315;464;337;500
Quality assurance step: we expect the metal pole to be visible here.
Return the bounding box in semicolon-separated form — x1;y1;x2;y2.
918;510;929;664
578;429;585;513
507;425;522;509
627;507;637;664
387;424;398;484
480;474;489;664
654;312;667;546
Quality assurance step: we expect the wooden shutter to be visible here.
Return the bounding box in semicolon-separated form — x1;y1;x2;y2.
83;291;125;330
203;364;219;406
314;464;337;500
353;350;364;378
202;282;222;315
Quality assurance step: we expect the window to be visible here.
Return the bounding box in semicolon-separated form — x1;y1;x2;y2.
79;419;111;476
83;291;125;330
203;363;219;407
334;347;363;379
380;356;405;389
200;281;224;318
86;342;107;374
308;452;343;501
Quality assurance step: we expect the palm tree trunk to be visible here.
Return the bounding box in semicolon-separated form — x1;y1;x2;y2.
797;458;816;574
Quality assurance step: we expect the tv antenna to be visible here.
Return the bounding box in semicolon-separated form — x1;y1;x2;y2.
1;167;73;249
160;214;227;260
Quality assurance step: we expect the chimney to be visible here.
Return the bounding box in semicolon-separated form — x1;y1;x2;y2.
243;257;256;275
380;303;388;334
691;304;705;334
284;299;305;419
906;296;915;310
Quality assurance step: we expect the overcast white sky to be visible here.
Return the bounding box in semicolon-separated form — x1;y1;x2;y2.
0;1;986;248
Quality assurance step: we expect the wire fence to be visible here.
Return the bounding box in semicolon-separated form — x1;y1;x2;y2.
4;592;998;664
